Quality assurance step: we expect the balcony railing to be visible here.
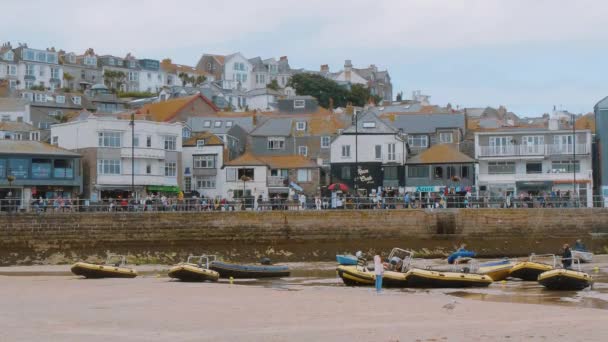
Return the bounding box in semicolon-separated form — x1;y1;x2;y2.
120;147;166;159
478;144;588;157
380;153;403;163
267;176;288;187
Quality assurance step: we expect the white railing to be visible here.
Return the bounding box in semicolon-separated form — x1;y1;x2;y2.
478;144;588;157
120;147;166;159
267;176;288;187
97;174;178;186
381;153;403;163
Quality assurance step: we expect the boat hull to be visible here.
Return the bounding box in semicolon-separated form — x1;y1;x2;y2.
336;266;409;288
168;264;219;282
71;262;137;279
509;262;553;281
478;263;514;281
210;261;290;278
404;269;492;288
336;255;358;265
572;250;593;263
538;269;592;290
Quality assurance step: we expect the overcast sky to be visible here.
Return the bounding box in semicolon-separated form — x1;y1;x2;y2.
3;0;607;116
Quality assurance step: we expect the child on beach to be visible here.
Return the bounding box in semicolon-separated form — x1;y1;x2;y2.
374;255;383;293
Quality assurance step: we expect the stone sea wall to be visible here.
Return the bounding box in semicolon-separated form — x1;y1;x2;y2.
1;209;607;265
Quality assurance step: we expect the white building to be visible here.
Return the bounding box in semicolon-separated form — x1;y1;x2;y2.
51;114;183;199
0;98;31;123
474;126;594;207
11;45;63;91
182;132;226;199
330;111;407;194
222;53;253;91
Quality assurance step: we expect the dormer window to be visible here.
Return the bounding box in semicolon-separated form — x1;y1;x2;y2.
4;51;13;61
108;58;115;66
72;96;81;105
296;121;306;131
362;121;376;128
214;121;222;128
203;120;211;128
294;99;305;108
196;140;205;148
129;60;137;68
225;121;233;127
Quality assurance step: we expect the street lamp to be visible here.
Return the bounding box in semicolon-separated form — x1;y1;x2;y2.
240;175;251;209
571;114;577;207
6;168;15;213
129;113;135;199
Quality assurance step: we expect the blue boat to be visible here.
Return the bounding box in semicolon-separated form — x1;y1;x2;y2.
209;261;290;279
447;250;476;264
336;254;358;265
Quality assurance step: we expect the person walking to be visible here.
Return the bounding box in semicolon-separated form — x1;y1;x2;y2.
374;255;384;293
562;244;573;269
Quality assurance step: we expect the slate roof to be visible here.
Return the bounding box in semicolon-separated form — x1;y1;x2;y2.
0;121;38;132
187;116;254;133
384;113;465;134
407;144;474;164
183;131;224;147
0;97;28;111
250;117;292;136
0;140;81;156
342;111;397;134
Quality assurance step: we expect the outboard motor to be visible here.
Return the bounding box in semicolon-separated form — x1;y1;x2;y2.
260;257;272;265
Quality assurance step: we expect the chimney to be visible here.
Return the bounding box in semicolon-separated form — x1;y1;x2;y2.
344;60;352;82
280;56;288;62
320;64;329;73
548;113;559;131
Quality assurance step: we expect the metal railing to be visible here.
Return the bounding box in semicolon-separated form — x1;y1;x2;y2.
1;194;607;214
478;144;589;157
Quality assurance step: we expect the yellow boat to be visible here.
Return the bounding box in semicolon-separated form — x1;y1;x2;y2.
404;268;493;288
478;262;515;281
538;259;592;290
336;265;408;288
168;255;219;282
71;255;137;279
509;254;555;281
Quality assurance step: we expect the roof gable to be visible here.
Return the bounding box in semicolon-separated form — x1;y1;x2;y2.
343;111;396;134
137;94;219;122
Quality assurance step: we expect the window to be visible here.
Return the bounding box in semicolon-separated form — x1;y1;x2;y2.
375;145;382;159
407;135;428;148
147;72;151;80
24;49;35;61
26;64;35;76
433;166;443;179
447;166;457;178
163;135;177;150
5;51;13;61
341;145;351;158
296;121;306;131
133;135;139;147
552;160;580;173
362;121;376;128
214;121;222;128
56;95;65;104
31;159;52;179
225;121;233;128
25;81;34;89
203;120;211;128
9;65;17;75
98;131;121;147
408;166;429;178
488;161;515;174
267;137;285;150
128;72;138;81
184;177;192;192
193;155;215;168
270;169;288;177
461;165;470;179
146;164;152;174
298;146;308;156
237;168;254;180
294;99;305;108
384;166;398;180
297;169;311;182
554;135;574;153
522;136;544;154
341;166;351;179
526;162;543;174
1;115;10;122
226;168;237;181
196;140;205;148
129;60;137;68
53;159;74;178
489;136;512;155
35;93;46;102
97;159;121;174
439;132;453;143
72;96;81;105
196;176;216;188
8;159;29;179
164;162;177;177
321;136;331;148
39;65;45;76
146;135;152;147
30;132;40;141
387;143;396;161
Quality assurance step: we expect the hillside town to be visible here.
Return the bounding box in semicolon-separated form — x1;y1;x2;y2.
0;41;605;211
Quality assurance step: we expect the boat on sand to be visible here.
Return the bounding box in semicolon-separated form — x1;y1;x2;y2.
71;255;137;279
168;255;219;282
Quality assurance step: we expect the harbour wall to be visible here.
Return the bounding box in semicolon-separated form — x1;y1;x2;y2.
1;209;608;265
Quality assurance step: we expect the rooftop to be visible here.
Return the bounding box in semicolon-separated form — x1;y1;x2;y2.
407;144;474;164
0;121;38;132
0;140;80;157
183;131;224;147
137;94;219;122
225;152;318;169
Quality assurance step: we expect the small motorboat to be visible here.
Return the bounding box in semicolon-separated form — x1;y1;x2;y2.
509;254;555;281
477;260;515;281
71;255;137;279
210;260;290;278
447;249;476;264
336;265;409;287
571;250;593;263
538;258;592;290
168;255;219;282
404;268;493;288
336;254;358;265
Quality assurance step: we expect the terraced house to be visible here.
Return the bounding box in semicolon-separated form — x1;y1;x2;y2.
60;48;102;92
11;44;63;91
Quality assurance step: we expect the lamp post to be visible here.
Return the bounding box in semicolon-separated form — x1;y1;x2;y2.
240;175;251;210
6;168;15;213
129;113;135;199
572;114;577;207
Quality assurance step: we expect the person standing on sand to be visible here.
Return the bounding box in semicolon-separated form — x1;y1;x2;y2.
562;244;572;269
374;255;383;293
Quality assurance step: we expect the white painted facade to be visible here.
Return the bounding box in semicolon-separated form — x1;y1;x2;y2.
474;130;594;206
51;116;183;198
138;69;164;93
223;165;268;200
246;92;277;111
330;134;407;165
182;143;225;199
15;48;63;90
0;102;31;123
332;70;367;85
222;53;253;91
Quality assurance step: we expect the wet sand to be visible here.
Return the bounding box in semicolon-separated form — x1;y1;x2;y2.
1;275;607;342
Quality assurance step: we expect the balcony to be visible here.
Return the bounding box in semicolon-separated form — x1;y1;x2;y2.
97;174;177;186
478;144;588;158
121;147;166;159
268;176;288;187
380;153;403;164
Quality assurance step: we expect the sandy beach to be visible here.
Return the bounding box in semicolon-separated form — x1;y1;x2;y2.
0;275;606;342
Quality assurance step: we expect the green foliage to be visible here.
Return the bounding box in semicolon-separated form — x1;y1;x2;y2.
287;73;380;108
103;70;127;91
267;79;280;91
29;85;46;91
117;91;157;99
63;72;74;81
396;91;403;101
178;73;206;87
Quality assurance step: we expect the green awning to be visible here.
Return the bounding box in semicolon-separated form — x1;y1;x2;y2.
146;185;181;193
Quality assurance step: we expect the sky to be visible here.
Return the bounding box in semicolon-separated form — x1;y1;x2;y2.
2;0;607;117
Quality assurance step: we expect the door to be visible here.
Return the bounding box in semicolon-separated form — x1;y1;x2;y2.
387;143;396;161
554;135;573;154
489;136;512;155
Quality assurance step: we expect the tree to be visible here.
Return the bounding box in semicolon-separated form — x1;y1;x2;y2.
63;72;74;82
103;70;126;92
267;79;280;91
178;72;191;87
287;73;349;108
396;91;403;101
193;75;207;87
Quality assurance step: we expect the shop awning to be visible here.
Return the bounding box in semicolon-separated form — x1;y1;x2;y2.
146;185;181;193
515;181;553;190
